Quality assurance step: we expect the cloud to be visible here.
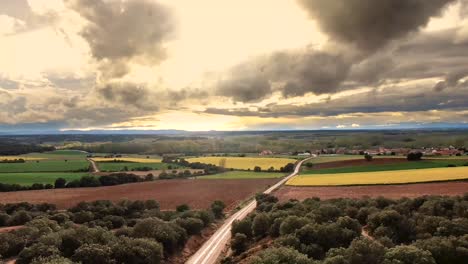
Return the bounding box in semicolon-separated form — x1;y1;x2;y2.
67;0;174;79
298;0;456;53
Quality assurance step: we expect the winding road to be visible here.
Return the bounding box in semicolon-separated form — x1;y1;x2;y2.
186;156;314;264
87;158;100;173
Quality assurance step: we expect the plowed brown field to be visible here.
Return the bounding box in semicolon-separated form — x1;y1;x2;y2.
0;179;278;210
275;181;468;201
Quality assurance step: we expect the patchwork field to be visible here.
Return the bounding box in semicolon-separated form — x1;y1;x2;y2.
302;159;468;174
288;166;468;186
186;157;296;170
0;159;89;173
199;171;285;179
0;172;89;185
0;179;278;210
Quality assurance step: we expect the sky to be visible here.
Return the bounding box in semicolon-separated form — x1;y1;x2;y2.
0;0;468;132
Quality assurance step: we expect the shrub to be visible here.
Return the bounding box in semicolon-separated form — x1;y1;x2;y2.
72;244;114;264
231;233;249;255
252;213;270;237
112;237;163;264
176;204;190;212
211;200;226;219
250;247;311;264
54;178;67;188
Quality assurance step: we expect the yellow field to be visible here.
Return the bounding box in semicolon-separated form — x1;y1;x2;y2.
187;157;296;170
0;156;45;161
91;157;162;163
287;166;468;186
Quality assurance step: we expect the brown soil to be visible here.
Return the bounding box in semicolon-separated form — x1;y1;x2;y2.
308;158;408;170
0;179;277;210
275;181;468;201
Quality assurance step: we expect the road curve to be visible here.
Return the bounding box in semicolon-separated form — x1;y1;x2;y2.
87;158;100;173
186;156;314;264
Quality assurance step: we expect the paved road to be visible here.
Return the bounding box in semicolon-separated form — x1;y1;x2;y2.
87;158;100;173
186;156;314;264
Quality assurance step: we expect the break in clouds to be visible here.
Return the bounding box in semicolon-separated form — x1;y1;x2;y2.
0;0;467;130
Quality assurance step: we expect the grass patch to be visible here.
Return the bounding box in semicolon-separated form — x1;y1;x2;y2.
287;166;468;186
0;160;90;173
186;157;296;170
0;172;89;186
199;171;285;179
302;160;468;174
97;162;179;172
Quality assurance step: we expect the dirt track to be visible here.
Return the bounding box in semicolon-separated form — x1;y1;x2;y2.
0;179;278;210
275;181;468;201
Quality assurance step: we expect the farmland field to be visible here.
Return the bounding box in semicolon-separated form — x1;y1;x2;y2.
97;162;179;172
306;154;406;164
302;159;468;174
91;157;162;163
287;166;468;186
0;172;89;185
200;171;284;179
276;182;468;201
186;157;296;170
0;179;278;209
0;160;89;173
0;156;45;161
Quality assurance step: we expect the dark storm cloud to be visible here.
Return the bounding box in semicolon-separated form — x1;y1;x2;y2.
67;0;174;78
216;49;353;101
206;85;468;118
215;0;456;103
298;0;455;53
97;82;159;111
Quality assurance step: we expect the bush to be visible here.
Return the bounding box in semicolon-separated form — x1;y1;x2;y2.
176;204;190;212
211;200;226;219
8;210;32;226
383;245;435;264
254;166;262;172
407;152;423;161
231;233;249;255
252;213;270;237
54;178;67;188
232;218;253;238
112;237;163;264
251;247;311;264
132;218;187;255
175;217;204;235
72;244;114;264
364;153;373;161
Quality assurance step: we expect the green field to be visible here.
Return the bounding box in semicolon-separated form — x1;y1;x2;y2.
305;155;406;164
301;159;468;175
199;171;285;179
0;160;90;173
97;162;180;172
0;172;89;186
